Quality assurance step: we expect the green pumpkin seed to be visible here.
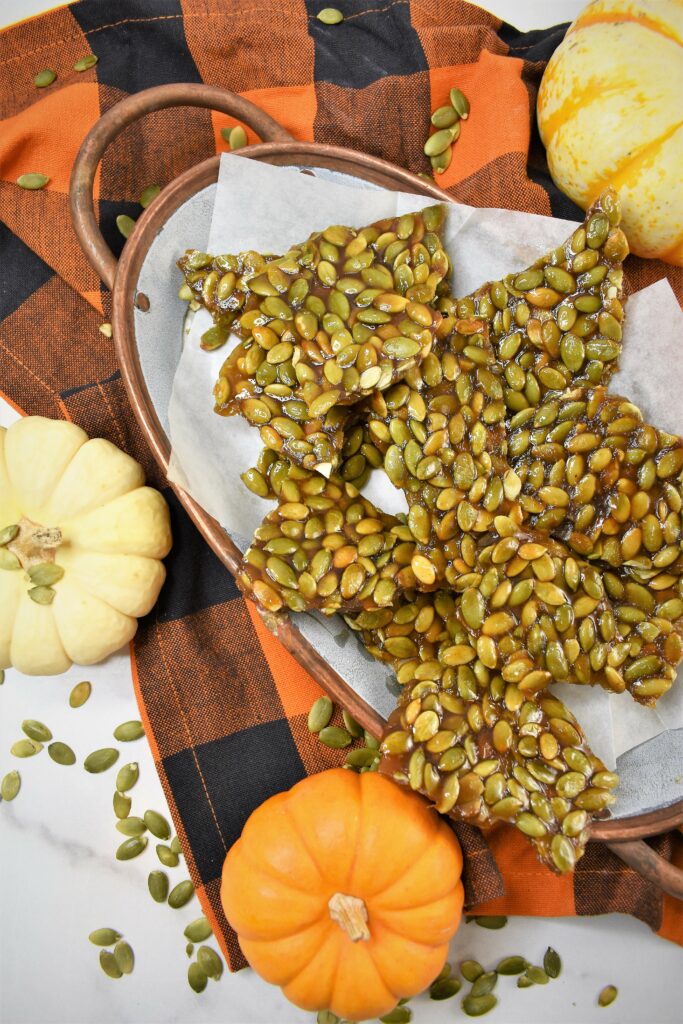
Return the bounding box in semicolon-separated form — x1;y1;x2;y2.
227;125;247;150
379;1008;412;1024
22;719;52;742
114;940;134;974
197;945;223;980
140;184;160;208
116;214;136;239
116;836;147;860
450;87;470;118
170;836;183;856
0;548;20;570
168;879;195;909
318;726;352;749
28;563;64;587
429;976;461;999
11;739;42;758
184;916;213;943
308;695;334;733
0;670;4;684
473;915;507;929
34;68;56;87
316;1013;339;1024
462;993;497;1017
345;747;380;769
431;105;459;129
156;844;179;867
99;950;122;979
342;709;364;738
116;762;139;792
525;966;549;985
460;960;484;982
1;770;21;801
517;976;534;988
471;972;497;997
598;985;617;1007
116;816;147;837
0;524;19;546
424;128;456;157
48;741;76;766
143;809;171;840
186;943;194;957
113;791;131;818
84;748;119;773
28;585;55;605
113;720;144;742
317;8;344;24
89;928;121;946
69;681;92;708
543;947;561;978
201;324;229;351
74;55;98;71
17;173;49;190
496;956;528;975
148;870;169;903
188;961;207;993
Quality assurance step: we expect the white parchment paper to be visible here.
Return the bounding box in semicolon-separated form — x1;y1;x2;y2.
168;155;683;772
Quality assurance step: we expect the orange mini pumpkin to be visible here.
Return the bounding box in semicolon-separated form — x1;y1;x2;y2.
221;768;464;1021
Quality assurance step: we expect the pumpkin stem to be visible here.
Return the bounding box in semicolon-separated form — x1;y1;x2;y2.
7;518;62;571
328;892;370;943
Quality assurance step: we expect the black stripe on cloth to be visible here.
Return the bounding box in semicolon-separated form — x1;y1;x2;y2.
498;20;571;62
61;368;121;399
305;0;428;88
0;222;54;323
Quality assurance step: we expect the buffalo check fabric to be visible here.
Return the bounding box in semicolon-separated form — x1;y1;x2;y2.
1;0;681;970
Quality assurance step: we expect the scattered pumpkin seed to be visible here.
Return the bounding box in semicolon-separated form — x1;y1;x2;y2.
379;1008;412;1023
74;55;98;71
316;1013;339;1024
364;731;380;750
116;836;148;860
116;214;136;239
144;809;171;840
22;719;52;742
116;762;139;792
168;879;194;908
228;125;247;150
113;720;144;742
471;972;498;998
342;709;363;738
598;985;618;1007
48;741;76;766
99;950;123;979
429;976;461;999
170;836;182;856
0;670;4;684
28;563;64;587
318;725;352;749
308;695;334;733
84;748;119;773
345;747;380;769
69;681;91;707
197;945;223;980
460;960;485;983
200;324;229;351
113;791;131;819
450;86;470;118
11;739;42;758
89;928;121;946
17;173;49;190
1;770;21;801
462;993;497;1017
99;322;113;337
524;966;549;985
140;184;161;208
474;915;507;929
543;947;561;978
28;585;55;605
184;917;212;943
34;68;56;87
186;943;194;957
431;104;459;129
116;816;147;837
424;128;456;158
188;961;207;993
156;844;179;867
113;940;134;974
517;975;535;988
148;870;169;903
0;548;20;570
496;956;528;975
0;524;19;545
317;8;344;24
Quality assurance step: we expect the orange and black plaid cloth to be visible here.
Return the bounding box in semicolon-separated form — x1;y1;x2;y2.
1;0;681;968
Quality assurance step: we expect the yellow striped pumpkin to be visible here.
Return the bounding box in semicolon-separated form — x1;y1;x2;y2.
538;0;683;264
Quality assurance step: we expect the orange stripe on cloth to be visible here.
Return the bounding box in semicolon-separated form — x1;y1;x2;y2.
427;50;530;190
246;599;326;718
0;81;101;197
658;832;683;944
129;639;162;764
466;823;576;917
211;83;317;153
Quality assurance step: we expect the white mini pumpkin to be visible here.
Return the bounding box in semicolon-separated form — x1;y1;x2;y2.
0;416;172;675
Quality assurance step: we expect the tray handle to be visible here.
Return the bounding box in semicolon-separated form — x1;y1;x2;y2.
70;83;293;290
606;838;683;900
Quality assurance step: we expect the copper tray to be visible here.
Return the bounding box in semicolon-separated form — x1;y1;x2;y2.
70;83;683;898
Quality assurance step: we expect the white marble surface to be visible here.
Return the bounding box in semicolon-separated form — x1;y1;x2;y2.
1;1;682;1022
